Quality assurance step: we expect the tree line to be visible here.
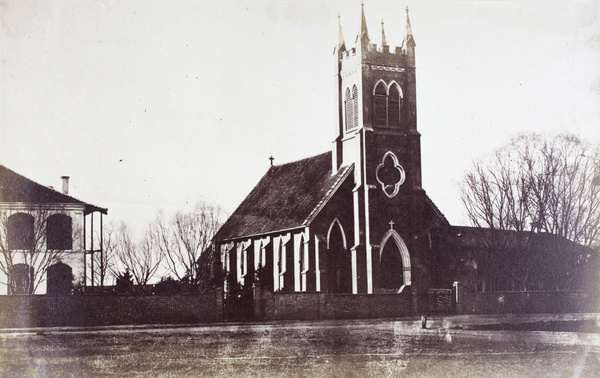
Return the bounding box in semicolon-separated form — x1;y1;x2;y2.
460;133;599;291
461;133;600;247
93;201;223;293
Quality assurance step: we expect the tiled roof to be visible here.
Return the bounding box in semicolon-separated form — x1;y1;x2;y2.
215;152;353;241
0;165;107;215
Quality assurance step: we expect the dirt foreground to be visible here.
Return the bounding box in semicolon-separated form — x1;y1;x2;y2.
0;314;598;377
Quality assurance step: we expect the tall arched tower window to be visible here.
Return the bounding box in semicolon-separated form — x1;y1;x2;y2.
373;82;387;126
388;84;401;126
351;85;359;129
345;88;353;131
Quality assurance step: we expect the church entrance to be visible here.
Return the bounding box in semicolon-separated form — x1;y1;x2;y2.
328;225;352;293
380;242;403;290
377;230;411;292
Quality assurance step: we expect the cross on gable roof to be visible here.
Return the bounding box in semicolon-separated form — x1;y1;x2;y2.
215;151;353;242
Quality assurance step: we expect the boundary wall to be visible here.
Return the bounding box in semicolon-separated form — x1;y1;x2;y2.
253;286;414;320
455;282;598;315
0;288;223;328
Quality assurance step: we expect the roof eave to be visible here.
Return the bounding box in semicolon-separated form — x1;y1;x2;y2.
303;164;354;226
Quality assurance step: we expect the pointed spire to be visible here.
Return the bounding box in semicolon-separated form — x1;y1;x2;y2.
381;20;387;46
337;13;346;51
405;6;416;47
406;6;413;37
360;1;369;41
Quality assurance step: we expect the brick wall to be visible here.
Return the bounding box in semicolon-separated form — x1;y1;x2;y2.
254;286;415;320
455;282;598;315
0;288;223;328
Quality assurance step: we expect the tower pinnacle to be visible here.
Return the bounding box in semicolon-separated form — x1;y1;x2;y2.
405;6;415;47
360;2;369;41
381;20;387;46
338;13;346;51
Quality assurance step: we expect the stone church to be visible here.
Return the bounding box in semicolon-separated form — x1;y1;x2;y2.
213;5;596;317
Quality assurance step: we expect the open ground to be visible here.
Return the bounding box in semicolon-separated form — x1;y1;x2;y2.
0;314;599;377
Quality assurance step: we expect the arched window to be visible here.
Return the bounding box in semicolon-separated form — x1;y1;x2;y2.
373;82;387;126
345;88;353;131
9;263;34;294
388;84;401;126
351;85;359;129
380;242;403;289
372;82;403;127
7;213;34;250
47;214;72;250
47;262;73;295
327;220;351;293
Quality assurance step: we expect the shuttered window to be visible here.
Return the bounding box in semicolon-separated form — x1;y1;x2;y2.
351;86;359;129
388;85;401;126
345;88;353;131
373;82;387;126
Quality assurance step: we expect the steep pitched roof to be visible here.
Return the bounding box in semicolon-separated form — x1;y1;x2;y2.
216;152;353;241
424;193;449;226
0;165;107;215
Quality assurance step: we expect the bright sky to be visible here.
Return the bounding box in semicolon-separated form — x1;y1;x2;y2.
1;0;599;235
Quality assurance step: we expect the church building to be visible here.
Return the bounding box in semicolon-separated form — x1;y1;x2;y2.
212;5;596;318
214;5;446;310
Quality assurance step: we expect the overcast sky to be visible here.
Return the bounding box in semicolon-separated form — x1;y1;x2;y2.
1;0;599;235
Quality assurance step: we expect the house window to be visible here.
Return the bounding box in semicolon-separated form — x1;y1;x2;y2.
7;213;34;250
9;263;34;294
47;214;72;250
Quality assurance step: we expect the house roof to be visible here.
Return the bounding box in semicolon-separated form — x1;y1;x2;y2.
215;151;353;241
0;165;108;215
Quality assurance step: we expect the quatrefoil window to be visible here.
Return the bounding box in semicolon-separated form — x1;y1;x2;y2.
376;152;406;198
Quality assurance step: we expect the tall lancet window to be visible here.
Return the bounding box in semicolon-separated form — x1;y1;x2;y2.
345;88;353;131
388;84;401;126
373;82;387;126
345;86;359;131
351;85;359;128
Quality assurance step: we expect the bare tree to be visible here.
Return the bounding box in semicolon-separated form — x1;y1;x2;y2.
0;205;73;294
113;222;162;291
460;133;600;290
151;202;223;288
462;133;600;247
523;134;600;247
90;221;119;287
